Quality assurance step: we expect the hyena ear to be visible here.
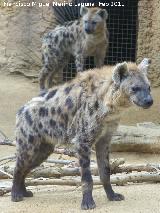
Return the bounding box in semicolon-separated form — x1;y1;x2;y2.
138;58;151;75
112;62;129;86
97;9;108;20
80;6;88;16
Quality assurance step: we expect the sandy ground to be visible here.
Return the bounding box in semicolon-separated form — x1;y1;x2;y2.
1;72;160;213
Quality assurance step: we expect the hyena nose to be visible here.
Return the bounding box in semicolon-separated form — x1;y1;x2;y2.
85;28;92;34
144;98;153;107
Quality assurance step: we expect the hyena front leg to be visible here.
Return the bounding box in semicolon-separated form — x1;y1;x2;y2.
76;143;96;210
47;72;56;89
75;53;84;72
95;135;125;201
94;47;106;68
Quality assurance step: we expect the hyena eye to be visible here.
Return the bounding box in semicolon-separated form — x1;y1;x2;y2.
131;86;141;93
92;21;97;25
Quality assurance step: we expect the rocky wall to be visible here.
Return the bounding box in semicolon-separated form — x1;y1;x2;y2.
137;0;160;86
0;0;56;77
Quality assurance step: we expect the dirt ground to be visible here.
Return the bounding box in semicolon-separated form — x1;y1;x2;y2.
1;72;160;213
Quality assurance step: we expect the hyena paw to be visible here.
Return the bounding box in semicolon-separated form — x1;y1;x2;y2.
11;190;23;202
108;192;125;201
81;192;96;210
23;190;33;197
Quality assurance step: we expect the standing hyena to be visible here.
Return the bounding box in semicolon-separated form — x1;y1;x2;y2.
39;6;108;92
12;59;153;210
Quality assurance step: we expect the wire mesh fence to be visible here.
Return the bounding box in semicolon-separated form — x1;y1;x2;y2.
60;0;138;81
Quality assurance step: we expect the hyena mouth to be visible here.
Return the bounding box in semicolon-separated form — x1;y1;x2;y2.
85;29;94;34
132;100;153;109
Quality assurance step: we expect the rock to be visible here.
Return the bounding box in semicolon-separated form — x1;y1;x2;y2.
111;124;160;153
0;0;57;77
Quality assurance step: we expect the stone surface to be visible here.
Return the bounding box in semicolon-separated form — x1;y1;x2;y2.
137;0;160;87
0;0;56;77
111;124;160;153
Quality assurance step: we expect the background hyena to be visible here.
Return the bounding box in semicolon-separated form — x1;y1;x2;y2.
39;6;108;92
12;58;153;210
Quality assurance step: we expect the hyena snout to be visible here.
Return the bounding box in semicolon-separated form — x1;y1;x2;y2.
133;92;153;109
84;22;95;34
142;95;153;108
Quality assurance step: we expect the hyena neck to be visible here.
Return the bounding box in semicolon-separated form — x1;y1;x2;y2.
83;29;107;44
95;23;107;39
100;81;132;114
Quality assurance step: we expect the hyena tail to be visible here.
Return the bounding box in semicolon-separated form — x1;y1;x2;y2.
52;0;105;25
52;0;80;25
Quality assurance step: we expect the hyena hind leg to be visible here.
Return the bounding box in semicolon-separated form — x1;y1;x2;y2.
11;141;55;202
47;72;55;89
47;68;64;88
39;67;50;92
11;163;34;202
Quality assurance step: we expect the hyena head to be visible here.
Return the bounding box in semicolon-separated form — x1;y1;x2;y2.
80;6;108;34
112;58;153;109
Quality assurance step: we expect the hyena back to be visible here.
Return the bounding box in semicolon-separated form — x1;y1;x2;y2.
39;6;108;92
12;59;153;210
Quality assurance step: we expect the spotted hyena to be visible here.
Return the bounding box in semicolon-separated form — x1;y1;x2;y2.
39;6;108;92
12;58;153;210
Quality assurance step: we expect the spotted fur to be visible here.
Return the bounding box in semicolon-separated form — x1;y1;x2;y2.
12;59;153;210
